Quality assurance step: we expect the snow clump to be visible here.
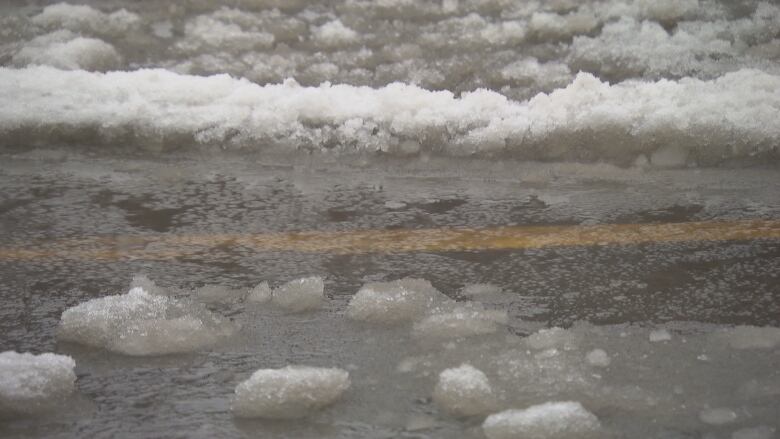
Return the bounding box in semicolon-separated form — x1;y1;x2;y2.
0;351;76;415
482;401;601;439
433;364;497;417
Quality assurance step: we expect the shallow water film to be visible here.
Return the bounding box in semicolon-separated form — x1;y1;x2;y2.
1;1;779;439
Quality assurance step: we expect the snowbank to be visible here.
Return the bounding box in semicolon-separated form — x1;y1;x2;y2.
58;287;235;355
0;351;76;415
482;401;601;439
1;66;777;165
232;366;350;419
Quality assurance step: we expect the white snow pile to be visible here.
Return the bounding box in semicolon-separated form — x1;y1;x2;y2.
58;286;235;356
482;401;601;439
1;66;778;164
433;364;497;417
712;325;780;350
232;366;350;419
0;351;76;415
346;278;449;324
412;303;508;340
12;30;121;71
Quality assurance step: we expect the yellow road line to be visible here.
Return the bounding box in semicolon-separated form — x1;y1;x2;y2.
1;219;779;261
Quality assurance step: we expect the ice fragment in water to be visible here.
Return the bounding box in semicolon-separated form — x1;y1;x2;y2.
731;426;776;439
346;278;449;324
433;364;497;417
482;401;601;439
246;281;272;303
271;276;325;312
649;329;672;342
0;351;76;415
58;287;235;355
413;304;508;340
232;366;350;419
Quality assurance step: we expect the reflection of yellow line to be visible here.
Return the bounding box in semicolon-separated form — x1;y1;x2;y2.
1;220;779;261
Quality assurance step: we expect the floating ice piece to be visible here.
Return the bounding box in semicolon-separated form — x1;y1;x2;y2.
312;20;359;47
649;329;672;342
585;349;610;367
412;304;508;340
32;3;140;36
700;407;738;425
247;281;272;303
232;366;350;419
58;287;235;355
433;364;497;417
482;401;601;439
12;31;121;71
271;276;325;312
713;325;780;349
0;351;76;415
346;278;450;324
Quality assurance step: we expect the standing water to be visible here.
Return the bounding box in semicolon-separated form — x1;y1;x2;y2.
0;1;779;438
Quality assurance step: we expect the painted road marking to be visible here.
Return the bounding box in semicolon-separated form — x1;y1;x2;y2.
1;219;779;261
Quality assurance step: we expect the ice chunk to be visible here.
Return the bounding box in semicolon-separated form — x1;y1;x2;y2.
461;283;502;297
232;366;350;419
0;351;76;415
412;304;508;340
433;364;497;417
713;325;780;349
482;401;601;439
649;329;672;342
312;20;359;47
32;3;140;36
247;281;272;303
271;276;325;312
585;349;610;367
12;31;121;71
176;9;275;54
699;407;738;425
346;278;450;324
58;287;235;355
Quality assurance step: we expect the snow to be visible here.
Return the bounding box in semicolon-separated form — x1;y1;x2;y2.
0;351;76;415
433;364;497;416
232;366;350;419
1;66;777;164
58;287;235;355
482;401;601;439
346;278;449;324
271;276;325;312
